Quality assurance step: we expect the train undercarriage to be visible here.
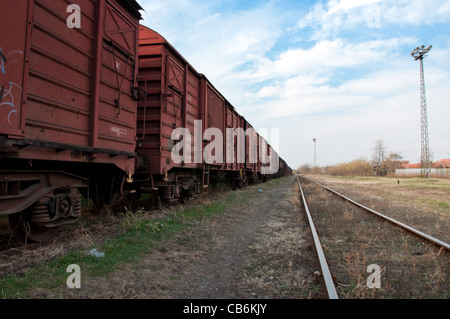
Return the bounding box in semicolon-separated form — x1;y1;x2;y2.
1;159;270;243
0;170;86;242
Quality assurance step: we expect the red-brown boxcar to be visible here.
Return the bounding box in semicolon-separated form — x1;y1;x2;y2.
136;26;203;202
201;76;225;175
244;119;259;184
200;76;248;187
0;0;142;241
224;101;246;185
136;27;253;202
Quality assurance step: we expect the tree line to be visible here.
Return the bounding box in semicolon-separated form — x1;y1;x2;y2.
296;139;405;176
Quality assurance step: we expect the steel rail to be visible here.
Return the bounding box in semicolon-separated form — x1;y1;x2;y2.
296;177;339;299
302;176;450;251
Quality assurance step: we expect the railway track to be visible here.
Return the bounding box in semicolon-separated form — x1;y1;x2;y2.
296;176;338;299
296;175;449;299
301;176;450;251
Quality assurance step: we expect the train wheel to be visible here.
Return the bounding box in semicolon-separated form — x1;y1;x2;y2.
159;186;172;203
8;212;57;243
179;188;190;204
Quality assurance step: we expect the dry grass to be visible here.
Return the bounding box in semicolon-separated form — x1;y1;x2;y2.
300;177;449;299
4;175;446;299
310;175;450;243
0;187;235;276
2;176;324;299
237;181;320;298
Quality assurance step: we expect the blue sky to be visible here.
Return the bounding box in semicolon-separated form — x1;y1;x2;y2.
138;0;450;169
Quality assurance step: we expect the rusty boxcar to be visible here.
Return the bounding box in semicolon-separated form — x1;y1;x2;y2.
244;119;259;184
0;0;142;241
135;26;262;203
135;25;203;203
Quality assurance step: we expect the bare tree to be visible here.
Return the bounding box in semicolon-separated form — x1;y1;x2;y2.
385;151;404;173
371;139;403;175
372;139;387;167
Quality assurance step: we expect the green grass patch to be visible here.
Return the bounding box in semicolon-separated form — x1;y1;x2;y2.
399;179;450;191
417;197;450;210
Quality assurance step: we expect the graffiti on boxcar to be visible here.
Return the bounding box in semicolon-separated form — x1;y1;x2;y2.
0;47;23;74
0;48;7;73
0;47;23;124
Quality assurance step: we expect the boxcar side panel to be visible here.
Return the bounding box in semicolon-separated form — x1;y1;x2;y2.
184;66;202;167
204;80;225;167
137;26;202;176
25;0;95;147
1;0;141;175
136;41;164;175
98;1;138;153
0;0;30;138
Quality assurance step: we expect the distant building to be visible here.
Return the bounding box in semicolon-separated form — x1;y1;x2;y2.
433;159;450;168
400;161;421;169
400;159;450;169
396;159;450;177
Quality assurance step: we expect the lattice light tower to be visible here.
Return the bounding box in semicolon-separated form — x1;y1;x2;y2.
411;45;432;178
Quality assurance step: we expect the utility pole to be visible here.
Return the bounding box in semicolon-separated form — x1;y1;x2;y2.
411;45;432;178
312;138;316;167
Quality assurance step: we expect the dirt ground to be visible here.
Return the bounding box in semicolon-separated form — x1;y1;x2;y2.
23;176;321;299
3;174;448;300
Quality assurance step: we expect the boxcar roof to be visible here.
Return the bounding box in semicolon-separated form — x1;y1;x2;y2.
118;0;144;19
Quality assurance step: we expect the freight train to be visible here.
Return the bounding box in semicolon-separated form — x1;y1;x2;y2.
0;0;291;242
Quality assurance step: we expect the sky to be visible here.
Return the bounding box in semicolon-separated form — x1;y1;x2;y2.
137;0;450;170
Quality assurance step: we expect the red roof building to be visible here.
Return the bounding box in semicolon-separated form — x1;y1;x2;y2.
400;159;450;169
433;159;450;168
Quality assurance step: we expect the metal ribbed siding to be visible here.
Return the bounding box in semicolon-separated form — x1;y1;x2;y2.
0;0;141;175
137;26;202;175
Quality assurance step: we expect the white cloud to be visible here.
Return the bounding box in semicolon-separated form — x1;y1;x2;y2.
328;0;383;12
240;49;450;167
233;36;416;109
138;0;450;169
383;0;450;25
273;38;414;74
249;64;449;168
297;0;450;41
223;36;417;110
297;0;383;40
140;0;286;105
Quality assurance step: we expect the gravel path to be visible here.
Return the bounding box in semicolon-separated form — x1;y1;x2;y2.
32;176;318;299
